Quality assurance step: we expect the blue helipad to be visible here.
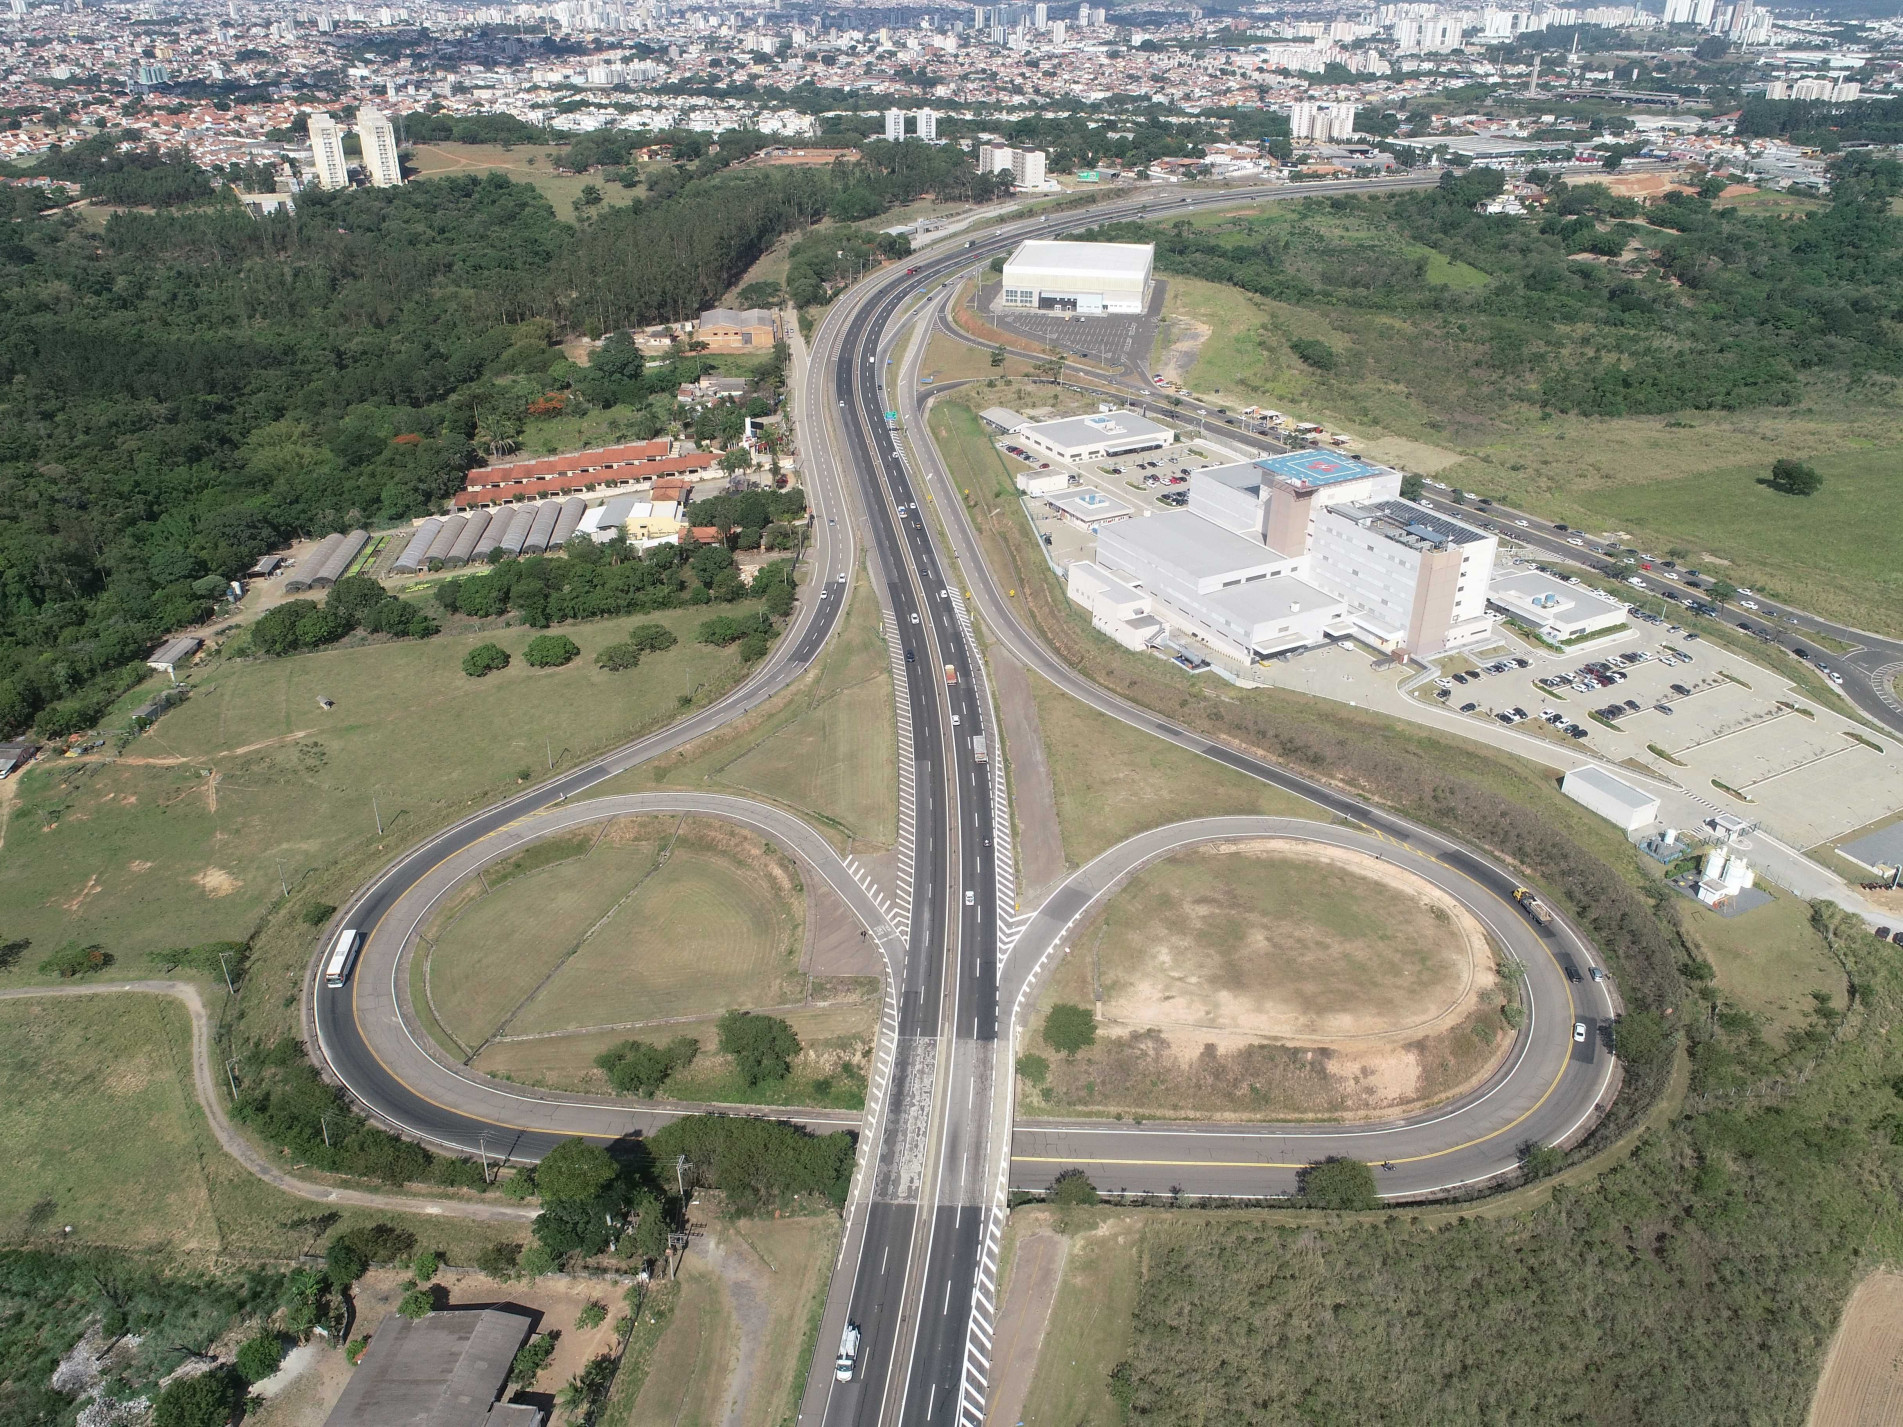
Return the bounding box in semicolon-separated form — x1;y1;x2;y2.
1255;450;1376;486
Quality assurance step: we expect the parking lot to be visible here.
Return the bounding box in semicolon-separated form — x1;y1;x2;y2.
1422;624;1903;850
979;277;1166;377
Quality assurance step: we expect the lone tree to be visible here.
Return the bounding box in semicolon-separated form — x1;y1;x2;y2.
534;1138;618;1203
1298;1156;1379;1210
717;1010;801;1086
1768;457;1823;496
1707;580;1737;605
152;1369;245;1427
524;633;580;668
1042;1003;1096;1057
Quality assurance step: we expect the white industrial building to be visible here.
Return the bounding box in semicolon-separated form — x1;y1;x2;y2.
358;105;404;188
1561;765;1660;833
1696;847;1756;907
1083;449;1499;664
1000;240;1153;314
306;112;351;190
1488;569;1628;646
1016;410;1172;462
1065;561;1164;650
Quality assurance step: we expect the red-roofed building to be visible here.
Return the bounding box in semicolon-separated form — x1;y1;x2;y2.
690;526;724;544
456;449;715;509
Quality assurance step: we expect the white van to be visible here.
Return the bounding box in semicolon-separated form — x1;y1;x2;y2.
835;1323;861;1382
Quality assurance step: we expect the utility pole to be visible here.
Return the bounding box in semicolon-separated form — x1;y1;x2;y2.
321;1115;331;1149
276;857;289;898
218;951;236;995
225;1058;240;1100
546;736;553;770
372;794;383;837
676;1154;690;1201
478;1136;491;1184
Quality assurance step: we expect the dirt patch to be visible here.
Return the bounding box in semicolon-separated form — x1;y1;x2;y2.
1155;315;1211;384
59;873;103;912
1097;839;1492;1048
802;872;881;977
1028;839;1514;1120
1809;1270;1903;1427
192;867;242;898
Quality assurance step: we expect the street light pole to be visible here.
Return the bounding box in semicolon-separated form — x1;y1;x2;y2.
218;952;235;995
372;794;383;837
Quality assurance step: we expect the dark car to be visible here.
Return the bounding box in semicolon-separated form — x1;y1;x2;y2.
1625;699;1641;712
1670;683;1691;696
1564;964;1583;983
1879;927;1894;940
1460;702;1478;713
905;649;915;663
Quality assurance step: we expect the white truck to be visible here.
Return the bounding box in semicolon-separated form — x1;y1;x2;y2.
834;1322;861;1382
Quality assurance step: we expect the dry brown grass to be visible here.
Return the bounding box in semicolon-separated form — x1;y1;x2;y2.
1808;1270;1903;1427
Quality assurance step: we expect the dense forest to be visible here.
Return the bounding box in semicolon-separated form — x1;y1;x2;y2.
1077;150;1903;418
0;136;997;739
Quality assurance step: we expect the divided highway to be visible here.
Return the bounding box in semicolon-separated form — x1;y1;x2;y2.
305;177;1632;1427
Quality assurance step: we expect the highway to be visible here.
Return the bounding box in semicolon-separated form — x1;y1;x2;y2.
304;175;1629;1427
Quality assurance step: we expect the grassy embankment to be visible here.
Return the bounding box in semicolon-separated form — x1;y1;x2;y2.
630;565;898;852
0;993;521;1262
1133;196;1903;635
405;141;643;222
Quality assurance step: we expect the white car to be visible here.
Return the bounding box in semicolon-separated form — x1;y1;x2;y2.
951;714;961;726
1567;537;1585;546
1574;1021;1588;1044
1739;599;1759;610
837;573;847;585
965;889;976;905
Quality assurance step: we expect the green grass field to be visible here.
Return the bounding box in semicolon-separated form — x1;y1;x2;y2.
423;817;802;1052
1028;669;1321;867
0;608;750;969
405;142;642;222
1138;199;1903;635
0;992;522;1263
1680;889;1847;1034
642;568;896;849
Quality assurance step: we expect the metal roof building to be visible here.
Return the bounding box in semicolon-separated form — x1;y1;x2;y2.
1016;410;1173;464
392;519;443;574
322;1309;540;1427
1001;240;1154;314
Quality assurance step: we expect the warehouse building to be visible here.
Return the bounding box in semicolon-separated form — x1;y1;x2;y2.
322;1308;540;1427
1000;240;1154;314
1016;410;1172;463
1561;765;1660;833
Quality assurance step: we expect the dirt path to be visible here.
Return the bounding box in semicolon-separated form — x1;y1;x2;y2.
112;729;315;766
706;1228;775;1427
1809;1270;1903;1426
985;1229;1069;1426
0;981;535;1223
1154;314;1210;385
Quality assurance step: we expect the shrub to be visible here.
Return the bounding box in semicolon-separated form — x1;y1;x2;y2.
738;631;770;663
595;1036;699;1095
1042;1003;1096;1056
1016;1053;1049;1086
1289;336;1339;371
1519;1141;1566;1180
595;641;640;671
476;1241;523;1279
300;901;337;926
1297;1157;1379;1210
510;1332;558;1386
524;633;580;668
152;1368;245;1427
412;1250;439;1281
627;622;678;652
462;642;511;677
234;1332;286;1384
1049;1169;1099;1206
397;1288;434;1320
39;941;112;978
339;1221;417;1263
518;1242;558;1278
576;1301;608;1330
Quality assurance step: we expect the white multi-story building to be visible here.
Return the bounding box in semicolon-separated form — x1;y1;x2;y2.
884;107;907;141
1011;147;1046;187
917;108;938;142
1289;101;1357;140
1087;450;1498;662
357;105;403;187
307;112;352;189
